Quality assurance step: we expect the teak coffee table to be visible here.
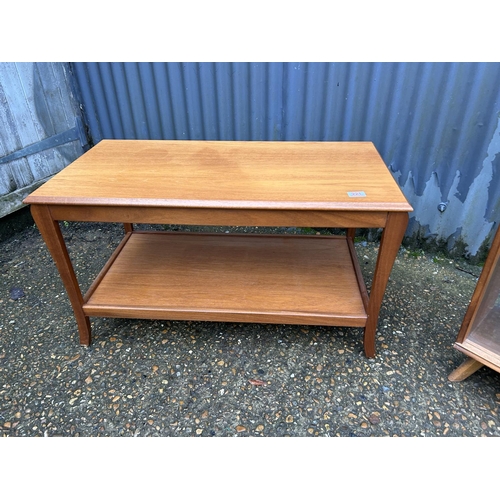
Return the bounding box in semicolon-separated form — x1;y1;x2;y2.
24;140;412;358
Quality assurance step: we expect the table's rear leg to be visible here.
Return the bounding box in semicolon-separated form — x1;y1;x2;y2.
364;211;408;358
124;223;133;233
30;205;92;346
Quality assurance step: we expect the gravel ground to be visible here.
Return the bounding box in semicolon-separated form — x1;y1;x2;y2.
1;208;499;438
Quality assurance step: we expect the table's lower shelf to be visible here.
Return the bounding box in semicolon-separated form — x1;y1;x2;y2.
82;231;368;327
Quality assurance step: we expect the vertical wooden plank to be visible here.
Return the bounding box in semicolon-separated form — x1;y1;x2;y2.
35;62;70;134
0;62;86;216
0;70;32;193
0;62;52;181
30;62;77;171
13;62;48;138
44;63;78;129
43;63;84;165
26;62;81;172
0;63;33;187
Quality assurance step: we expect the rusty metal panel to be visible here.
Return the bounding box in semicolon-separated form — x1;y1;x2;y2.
0;62;88;217
72;62;500;257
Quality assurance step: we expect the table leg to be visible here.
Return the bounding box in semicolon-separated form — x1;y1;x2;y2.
364;211;408;358
124;223;134;233
30;205;92;346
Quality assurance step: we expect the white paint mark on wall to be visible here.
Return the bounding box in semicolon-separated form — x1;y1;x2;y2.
400;114;500;256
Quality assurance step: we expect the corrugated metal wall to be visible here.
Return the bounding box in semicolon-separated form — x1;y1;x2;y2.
72;62;500;257
0;62;88;218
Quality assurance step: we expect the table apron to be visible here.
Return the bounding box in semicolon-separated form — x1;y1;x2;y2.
47;205;388;228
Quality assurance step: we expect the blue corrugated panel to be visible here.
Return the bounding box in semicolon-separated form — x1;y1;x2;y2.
72;62;500;257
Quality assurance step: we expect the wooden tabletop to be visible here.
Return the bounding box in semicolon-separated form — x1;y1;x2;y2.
24;140;412;212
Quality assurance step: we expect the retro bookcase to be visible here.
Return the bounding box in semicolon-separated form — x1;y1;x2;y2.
449;224;500;381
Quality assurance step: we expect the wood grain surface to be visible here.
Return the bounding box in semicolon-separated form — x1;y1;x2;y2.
83;232;367;326
25;140;412;212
